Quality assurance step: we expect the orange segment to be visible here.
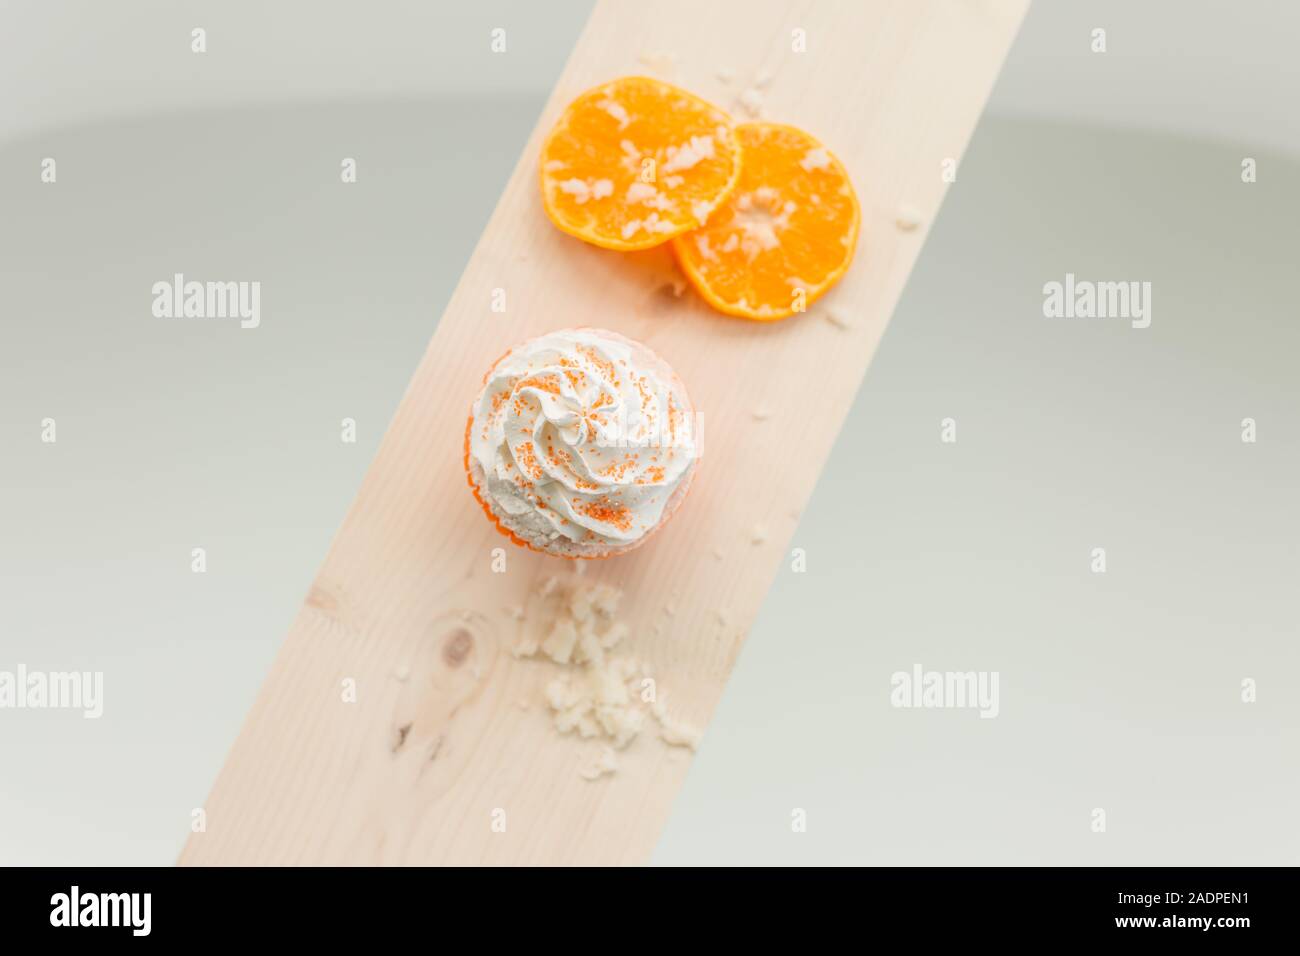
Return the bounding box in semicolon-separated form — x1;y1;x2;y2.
672;122;860;320
540;76;741;251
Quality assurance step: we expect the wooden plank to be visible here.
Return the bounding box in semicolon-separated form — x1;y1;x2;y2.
180;0;1028;866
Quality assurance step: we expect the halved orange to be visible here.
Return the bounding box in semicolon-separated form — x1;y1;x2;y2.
540;76;741;251
672;122;860;320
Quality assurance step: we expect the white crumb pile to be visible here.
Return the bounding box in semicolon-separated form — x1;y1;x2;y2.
514;576;701;776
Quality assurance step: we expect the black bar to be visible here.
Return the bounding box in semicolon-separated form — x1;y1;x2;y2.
1;867;1291;942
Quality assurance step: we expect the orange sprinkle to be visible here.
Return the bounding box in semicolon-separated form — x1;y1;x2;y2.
517;374;563;396
577;345;618;385
577;499;632;531
515;442;543;480
636;466;665;485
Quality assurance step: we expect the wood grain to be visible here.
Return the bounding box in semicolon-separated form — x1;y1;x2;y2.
180;0;1028;866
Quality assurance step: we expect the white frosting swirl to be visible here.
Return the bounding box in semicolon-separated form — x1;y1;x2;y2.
469;329;696;550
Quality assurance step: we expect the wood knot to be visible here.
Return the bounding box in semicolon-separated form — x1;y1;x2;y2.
442;629;474;668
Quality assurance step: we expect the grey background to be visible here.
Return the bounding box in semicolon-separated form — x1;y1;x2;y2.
1;1;1296;865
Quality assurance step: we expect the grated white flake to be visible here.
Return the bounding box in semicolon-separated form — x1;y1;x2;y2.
691;199;713;223
660;721;701;749
895;203;924;231
825;305;854;329
712;547;726;561
558;178;591;203
541;618;579;664
752;406;771;421
626;182;657;204
799;148;831;172
750;524;769;545
662;135;716;173
590;583;620;617
598;98;630;129
637;51;679;77
512;638;539;659
652;697;702;750
546;656;644;748
715;67;735;84
754;68;775;89
393;664;410;682
558;178;612;205
514;577;698;775
579;746;620;780
738;88;764;117
741;222;778;256
569;583;594;622
539;576;560;597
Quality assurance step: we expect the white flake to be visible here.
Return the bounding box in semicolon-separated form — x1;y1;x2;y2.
662;135;716;173
598;98;630;129
799;148;831;172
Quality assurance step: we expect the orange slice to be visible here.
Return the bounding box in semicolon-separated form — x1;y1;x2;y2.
540;76;741;251
672;122;860;320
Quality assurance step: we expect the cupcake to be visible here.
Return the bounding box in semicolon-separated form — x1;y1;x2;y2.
465;328;698;559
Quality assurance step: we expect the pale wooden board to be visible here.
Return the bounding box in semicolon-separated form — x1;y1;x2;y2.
180;0;1028;866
